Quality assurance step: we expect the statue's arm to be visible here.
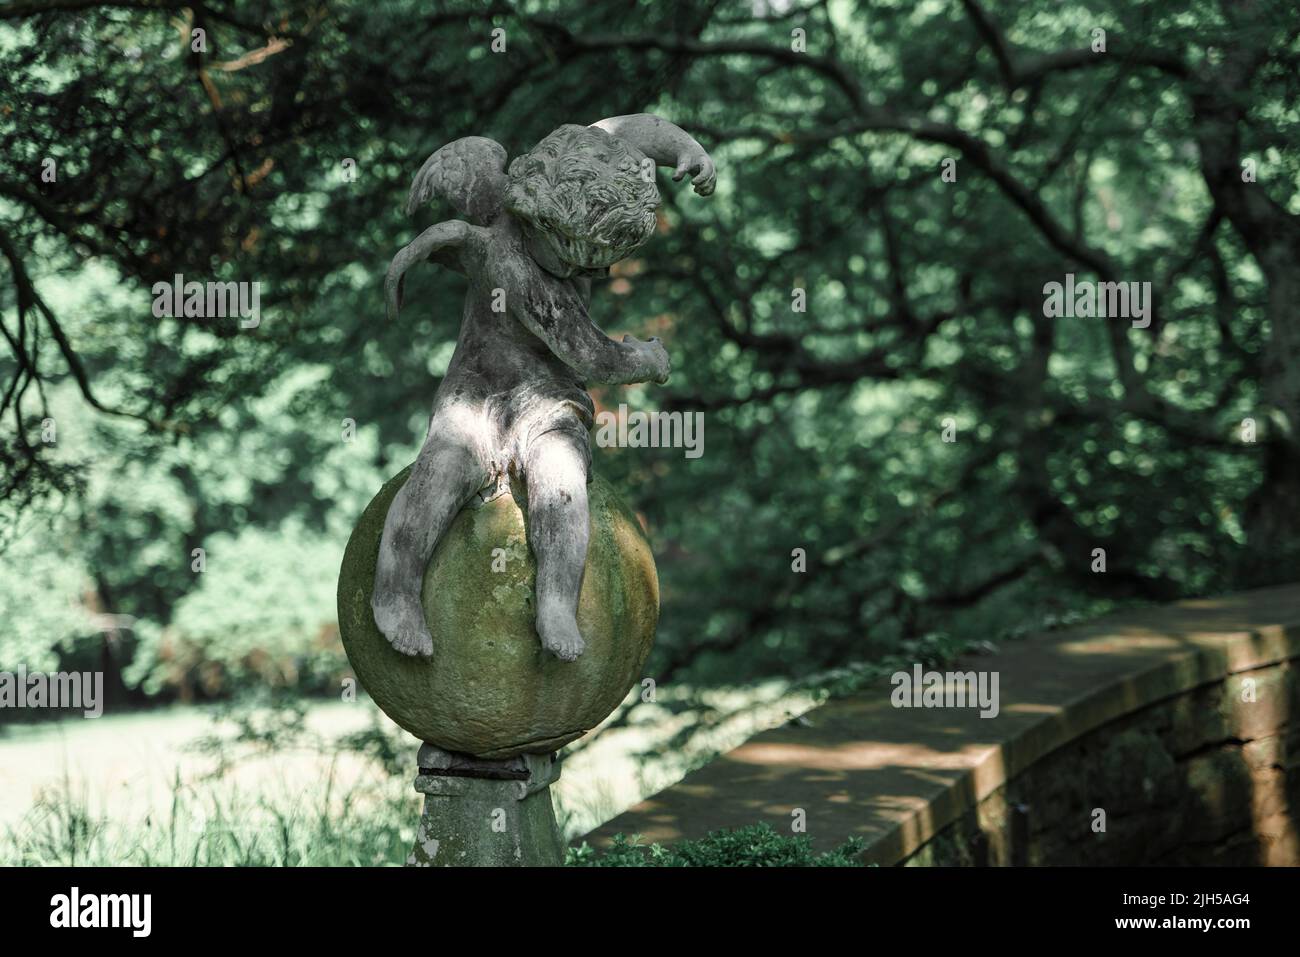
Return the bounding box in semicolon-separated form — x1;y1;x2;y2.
589;113;716;196
513;279;669;385
385;220;475;321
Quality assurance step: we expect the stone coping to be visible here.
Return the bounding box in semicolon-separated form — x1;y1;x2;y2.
581;584;1300;864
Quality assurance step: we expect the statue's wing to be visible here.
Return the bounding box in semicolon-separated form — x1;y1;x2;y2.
404;136;508;226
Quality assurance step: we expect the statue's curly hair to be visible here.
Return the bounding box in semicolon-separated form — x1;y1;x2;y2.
504;125;660;268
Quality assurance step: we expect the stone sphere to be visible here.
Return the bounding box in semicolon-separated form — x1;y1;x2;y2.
336;467;659;759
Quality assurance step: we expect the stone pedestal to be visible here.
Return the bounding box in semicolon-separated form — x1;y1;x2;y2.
406;744;564;867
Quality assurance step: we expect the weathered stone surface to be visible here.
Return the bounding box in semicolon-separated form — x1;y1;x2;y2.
408;781;563;867
1225;667;1293;740
1161;681;1230;756
1098;728;1179;810
407;750;564;867
338;466;658;758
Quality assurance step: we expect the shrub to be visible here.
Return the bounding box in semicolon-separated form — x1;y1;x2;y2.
567;823;865;867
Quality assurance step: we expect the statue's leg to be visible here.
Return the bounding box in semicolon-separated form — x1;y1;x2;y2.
524;429;590;662
373;430;488;656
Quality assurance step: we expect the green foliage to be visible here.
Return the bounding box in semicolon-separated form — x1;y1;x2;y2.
0;523;96;672
567;824;866;867
125;519;349;695
2;0;1298;701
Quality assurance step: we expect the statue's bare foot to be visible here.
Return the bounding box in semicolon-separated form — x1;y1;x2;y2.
537;607;585;662
373;593;434;657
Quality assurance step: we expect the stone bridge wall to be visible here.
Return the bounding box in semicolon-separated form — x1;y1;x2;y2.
905;654;1297;865
585;584;1300;866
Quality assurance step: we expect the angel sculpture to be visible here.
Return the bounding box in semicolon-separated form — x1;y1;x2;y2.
372;114;716;661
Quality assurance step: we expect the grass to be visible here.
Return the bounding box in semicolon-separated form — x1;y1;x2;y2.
7;782;867;866
6;765;416;867
1;675;833;866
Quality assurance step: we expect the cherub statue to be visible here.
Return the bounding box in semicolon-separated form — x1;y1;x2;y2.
373;114;716;661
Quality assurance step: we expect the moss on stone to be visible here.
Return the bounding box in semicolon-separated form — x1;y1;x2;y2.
337;467;659;758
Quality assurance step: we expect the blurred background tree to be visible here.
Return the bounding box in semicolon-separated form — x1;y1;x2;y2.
1;0;1297;706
